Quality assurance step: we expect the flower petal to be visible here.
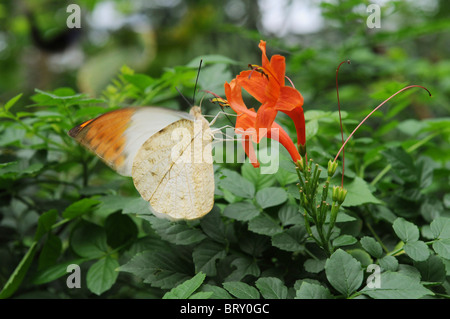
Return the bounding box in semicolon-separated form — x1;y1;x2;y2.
269;55;286;86
275;86;304;112
242;135;260;168
280;107;306;146
236;70;269;104
255;102;278;142
267;126;301;163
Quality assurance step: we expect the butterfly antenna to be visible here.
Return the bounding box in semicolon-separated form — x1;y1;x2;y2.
175;86;193;109
193;59;203;104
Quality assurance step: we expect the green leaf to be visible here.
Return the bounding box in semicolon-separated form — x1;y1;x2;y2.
32;259;85;285
255;187;288;209
35;209;58;241
271;225;307;252
382;147;417;182
192;241;226;276
86;256;119;296
347;249;373;267
341;177;382;207
393;217;420;242
360;236;383;258
62;198;100;220
241;162;276;190
0;241;38;299
430;217;450;239
226;257;260;282
223;282;260;299
200;284;233;299
248;213;283;236
305;119;319;140
218;168;255;199
4;93;23;112
332;235;357;247
119;250;191;289
325;249;363;297
361;272;433;299
403;240;430;261
163;272;206;299
38;233;62;270
70;222;108;259
140;215;207;245
223;202;260;221
295;282;332;299
105;212;138;249
379;255;399;272
414;255;446;284
433;238;450;259
278;205;303;226
255;277;288;299
189;291;213;299
200;206;228;244
304;259;326;274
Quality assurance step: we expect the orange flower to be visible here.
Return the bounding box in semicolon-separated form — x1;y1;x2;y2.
224;79;301;168
236;40;306;147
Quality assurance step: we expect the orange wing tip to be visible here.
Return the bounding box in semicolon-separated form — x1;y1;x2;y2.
68;119;94;138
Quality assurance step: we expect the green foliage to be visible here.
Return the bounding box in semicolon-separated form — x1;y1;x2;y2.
1;0;450;300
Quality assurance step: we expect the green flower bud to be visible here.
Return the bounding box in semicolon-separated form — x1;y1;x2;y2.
327;160;338;177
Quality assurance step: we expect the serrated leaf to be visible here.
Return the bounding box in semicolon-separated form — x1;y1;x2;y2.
200;206;227;244
325;249;363;297
403;240;430;261
361;272;433;299
119;250;191;289
86;256;119;296
382;147;417;182
163;272;206;299
140;215;206;245
223;202;260;221
360;236;383;258
70;222;108;259
278;205;303;226
105;212;138;249
225;257;260;282
192;242;226;276
218;169;255;199
255;187;287;209
341;177;382;207
248;213;282;236
414;255;446;284
241;162;276;191
200;284;233;299
295;282;332;299
271;225;307;252
255;277;288;299
223;281;260;299
393;218;419;242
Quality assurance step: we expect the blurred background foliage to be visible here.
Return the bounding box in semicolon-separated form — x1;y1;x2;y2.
0;0;448;116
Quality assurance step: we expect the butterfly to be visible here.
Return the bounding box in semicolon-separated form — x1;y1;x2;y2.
68;106;215;220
